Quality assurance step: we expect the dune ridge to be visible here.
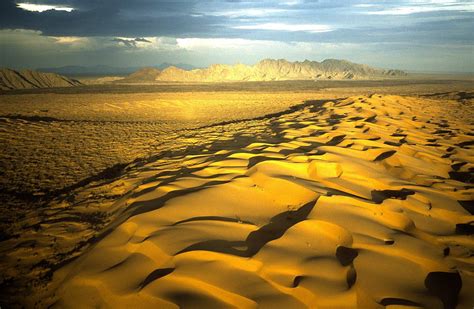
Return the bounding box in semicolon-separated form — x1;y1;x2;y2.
120;59;407;83
0;68;82;90
9;94;471;308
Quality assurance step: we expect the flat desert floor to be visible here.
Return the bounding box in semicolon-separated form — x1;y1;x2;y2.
0;79;473;308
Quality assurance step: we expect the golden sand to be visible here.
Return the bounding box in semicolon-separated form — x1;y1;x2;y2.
10;94;471;308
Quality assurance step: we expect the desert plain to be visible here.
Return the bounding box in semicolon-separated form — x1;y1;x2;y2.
0;77;473;308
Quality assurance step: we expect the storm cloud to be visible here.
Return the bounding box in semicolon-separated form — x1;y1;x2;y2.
0;0;473;72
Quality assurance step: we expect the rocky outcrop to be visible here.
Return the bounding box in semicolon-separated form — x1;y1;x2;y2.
121;58;407;83
121;67;161;83
0;68;82;90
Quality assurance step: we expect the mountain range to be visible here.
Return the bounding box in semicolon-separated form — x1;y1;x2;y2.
119;59;407;83
37;63;197;76
1;59;408;90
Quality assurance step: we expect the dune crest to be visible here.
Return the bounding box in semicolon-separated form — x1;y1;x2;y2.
16;94;472;308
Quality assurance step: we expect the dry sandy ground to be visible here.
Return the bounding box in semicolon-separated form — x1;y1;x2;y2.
1;91;472;308
1;80;471;203
0;92;322;231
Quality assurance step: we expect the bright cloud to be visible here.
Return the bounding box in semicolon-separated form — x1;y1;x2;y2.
176;38;270;50
281;0;301;6
354;4;377;8
16;3;74;12
54;36;87;44
365;2;474;15
210;8;288;18
233;23;333;33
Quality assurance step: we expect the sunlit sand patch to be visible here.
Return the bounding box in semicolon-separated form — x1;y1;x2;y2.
2;94;473;308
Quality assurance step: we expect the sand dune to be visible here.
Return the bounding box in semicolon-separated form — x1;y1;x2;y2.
8;94;470;308
0;68;82;90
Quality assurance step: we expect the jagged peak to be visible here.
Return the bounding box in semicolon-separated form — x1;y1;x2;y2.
321;58;355;65
162;65;185;72
120;58;406;83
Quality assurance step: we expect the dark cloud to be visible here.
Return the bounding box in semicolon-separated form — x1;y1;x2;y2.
135;37;151;43
112;37;152;48
0;0;472;71
0;0;223;37
112;38;137;47
0;0;472;44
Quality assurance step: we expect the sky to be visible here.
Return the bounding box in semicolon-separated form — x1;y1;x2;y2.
0;0;473;72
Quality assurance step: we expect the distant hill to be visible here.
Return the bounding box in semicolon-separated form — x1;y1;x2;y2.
156;63;197;71
123;67;162;82
37;63;197;77
37;65;136;76
119;59;407;83
0;68;82;90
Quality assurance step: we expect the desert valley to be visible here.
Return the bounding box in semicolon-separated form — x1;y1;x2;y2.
0;57;473;308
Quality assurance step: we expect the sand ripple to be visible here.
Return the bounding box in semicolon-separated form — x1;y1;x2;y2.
9;95;474;308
